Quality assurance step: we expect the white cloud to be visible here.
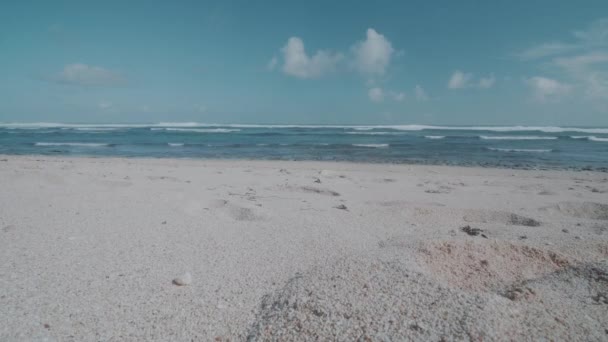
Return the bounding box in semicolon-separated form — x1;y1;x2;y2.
267;56;278;71
280;37;342;79
53;63;125;86
352;28;394;76
518;18;608;101
553;52;608;98
517;18;608;60
391;91;405;102
448;71;496;89
448;70;473;89
478;74;496;89
415;85;429;101
516;42;579;60
98;101;113;109
368;87;384;102
525;76;571;102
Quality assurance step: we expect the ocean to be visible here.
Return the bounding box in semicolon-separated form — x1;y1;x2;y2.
1;123;607;171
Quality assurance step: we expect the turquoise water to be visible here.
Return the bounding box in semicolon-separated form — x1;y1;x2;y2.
1;123;607;171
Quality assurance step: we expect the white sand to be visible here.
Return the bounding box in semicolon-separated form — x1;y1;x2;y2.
0;156;606;341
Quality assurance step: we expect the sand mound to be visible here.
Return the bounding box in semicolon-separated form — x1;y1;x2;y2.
246;252;607;341
246;255;515;341
545;201;608;220
417;241;570;291
463;209;541;227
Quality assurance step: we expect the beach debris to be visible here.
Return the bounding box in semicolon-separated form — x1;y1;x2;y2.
297;186;340;197
334;204;348;210
460;225;487;238
503;286;536;301
172;272;192;286
161;221;167;225
519;235;527;240
562;228;569;233
313;177;321;183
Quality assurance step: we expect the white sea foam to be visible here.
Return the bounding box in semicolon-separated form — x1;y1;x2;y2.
72;127;122;131
346;132;403;135
352;143;389;148
168;143;184;147
487;147;552;153
424;135;446;139
0;122;602;133
35;142;109;147
479;135;557;140
2;122;607;134
569;135;608;142
152;128;241;133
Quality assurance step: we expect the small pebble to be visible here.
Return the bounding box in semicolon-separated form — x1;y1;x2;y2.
334;204;348;210
172;272;192;286
562;229;569;233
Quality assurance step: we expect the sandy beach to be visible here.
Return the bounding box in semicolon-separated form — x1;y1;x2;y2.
0;155;607;341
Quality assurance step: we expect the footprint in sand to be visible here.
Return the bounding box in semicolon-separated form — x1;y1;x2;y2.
541;202;608;221
463;209;541;227
416;240;571;292
209;199;265;221
286;185;340;197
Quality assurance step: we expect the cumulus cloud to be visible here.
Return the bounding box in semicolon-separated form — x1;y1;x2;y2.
368;87;384;102
447;70;473;89
352;28;395;76
280;37;342;79
51;63;125;86
448;71;495;89
525;76;571;102
415;85;429;101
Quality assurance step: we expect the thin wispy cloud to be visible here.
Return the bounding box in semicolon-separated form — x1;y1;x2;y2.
518;18;608;100
415;85;429;101
524;76;571;102
478;74;496;89
48;63;126;87
368;87;384;102
517;18;608;60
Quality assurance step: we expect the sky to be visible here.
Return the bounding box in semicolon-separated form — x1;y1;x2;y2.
1;0;608;126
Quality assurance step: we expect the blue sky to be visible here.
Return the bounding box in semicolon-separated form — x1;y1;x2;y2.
1;1;608;125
